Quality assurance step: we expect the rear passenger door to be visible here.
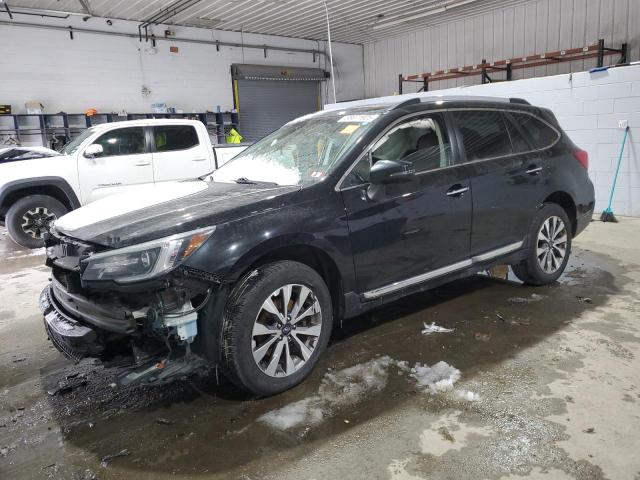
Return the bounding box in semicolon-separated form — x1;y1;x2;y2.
151;124;212;182
452;109;546;257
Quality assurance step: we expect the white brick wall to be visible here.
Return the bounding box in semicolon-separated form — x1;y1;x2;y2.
375;65;640;217
0;16;364;119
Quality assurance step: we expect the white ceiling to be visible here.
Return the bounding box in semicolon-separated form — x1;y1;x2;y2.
3;0;533;44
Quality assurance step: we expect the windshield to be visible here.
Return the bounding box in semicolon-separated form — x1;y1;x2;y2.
61;128;97;155
211;108;386;186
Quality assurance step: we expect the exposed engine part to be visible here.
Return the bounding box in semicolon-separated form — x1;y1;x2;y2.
164;303;199;343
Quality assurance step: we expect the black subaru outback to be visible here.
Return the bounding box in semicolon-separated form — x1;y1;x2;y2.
40;96;595;396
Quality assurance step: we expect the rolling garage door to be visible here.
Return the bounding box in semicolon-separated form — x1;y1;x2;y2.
232;64;328;142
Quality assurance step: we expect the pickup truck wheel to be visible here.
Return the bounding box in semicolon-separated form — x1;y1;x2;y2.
511;203;572;286
221;261;332;396
6;195;68;248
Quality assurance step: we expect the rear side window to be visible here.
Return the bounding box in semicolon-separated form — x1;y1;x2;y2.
453;111;512;161
153;125;199;152
509;112;559;150
92;127;145;156
504;115;532;153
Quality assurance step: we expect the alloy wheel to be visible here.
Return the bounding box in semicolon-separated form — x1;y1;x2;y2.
21;207;56;239
536;215;568;274
251;284;322;378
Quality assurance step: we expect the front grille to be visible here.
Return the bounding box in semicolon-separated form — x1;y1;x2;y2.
43;317;84;363
52;267;82;294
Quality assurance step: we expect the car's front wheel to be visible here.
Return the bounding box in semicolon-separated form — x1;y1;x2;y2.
221;260;332;396
6;195;68;249
511;203;572;285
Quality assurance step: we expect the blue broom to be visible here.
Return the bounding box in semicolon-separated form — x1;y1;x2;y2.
601;126;629;223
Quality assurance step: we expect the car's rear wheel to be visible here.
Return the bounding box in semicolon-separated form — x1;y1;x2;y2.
221;260;332;396
6;195;68;249
511;203;572;285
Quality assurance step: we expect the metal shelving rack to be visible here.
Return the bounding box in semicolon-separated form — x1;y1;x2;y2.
398;38;628;94
0;111;240;148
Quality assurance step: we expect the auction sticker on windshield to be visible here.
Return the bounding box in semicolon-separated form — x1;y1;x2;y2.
338;114;379;123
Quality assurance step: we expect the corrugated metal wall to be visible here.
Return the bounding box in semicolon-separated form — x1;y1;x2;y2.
363;0;640;97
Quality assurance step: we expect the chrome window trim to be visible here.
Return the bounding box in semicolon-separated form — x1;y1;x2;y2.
362;240;524;300
335;107;560;192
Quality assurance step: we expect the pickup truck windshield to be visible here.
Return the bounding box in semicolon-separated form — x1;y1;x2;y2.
211;108;386;186
61;128;97;155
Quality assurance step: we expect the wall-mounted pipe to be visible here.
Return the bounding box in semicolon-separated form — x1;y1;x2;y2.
0;20;327;58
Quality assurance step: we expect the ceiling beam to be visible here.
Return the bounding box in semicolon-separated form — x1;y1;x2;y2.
78;0;93;16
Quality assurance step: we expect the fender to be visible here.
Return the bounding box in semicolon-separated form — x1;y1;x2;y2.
0;177;81;211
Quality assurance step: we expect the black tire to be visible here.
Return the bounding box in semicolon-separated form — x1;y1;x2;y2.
220;260;333;396
511;203;572;286
6;195;68;249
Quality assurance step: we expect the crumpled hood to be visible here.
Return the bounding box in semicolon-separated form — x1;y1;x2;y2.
54;180;300;248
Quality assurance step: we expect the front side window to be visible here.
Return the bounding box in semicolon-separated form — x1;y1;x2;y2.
211;108;385;186
342;113;452;188
91;127;145;157
453;110;512;161
153;125;199;152
61;127;97;155
509;112;559;150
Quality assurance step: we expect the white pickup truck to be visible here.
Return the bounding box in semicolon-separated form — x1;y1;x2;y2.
0;119;247;247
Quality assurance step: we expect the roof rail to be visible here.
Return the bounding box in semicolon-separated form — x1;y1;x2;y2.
509;98;531;105
390;98;421;110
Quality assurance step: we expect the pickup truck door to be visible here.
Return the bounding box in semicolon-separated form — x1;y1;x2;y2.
150;125;212;182
77;126;154;204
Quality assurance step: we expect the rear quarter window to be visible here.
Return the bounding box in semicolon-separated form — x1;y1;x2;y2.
509;112;559;150
153;125;199;152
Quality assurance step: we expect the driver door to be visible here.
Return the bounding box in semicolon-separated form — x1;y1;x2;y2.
77;126;154;204
339;113;472;297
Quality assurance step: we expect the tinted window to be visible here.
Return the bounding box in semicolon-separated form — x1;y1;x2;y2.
510;112;558;149
342;114;452;188
504;114;532;153
153;125;199;152
92;127;145;156
453;111;512;161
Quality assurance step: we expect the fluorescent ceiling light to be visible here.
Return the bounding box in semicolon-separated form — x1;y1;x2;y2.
372;0;480;30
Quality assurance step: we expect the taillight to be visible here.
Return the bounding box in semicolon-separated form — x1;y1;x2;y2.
572;148;589;170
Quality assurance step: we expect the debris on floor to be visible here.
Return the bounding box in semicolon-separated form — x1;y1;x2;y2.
421;322;455;335
508;293;544;304
100;448;130;467
576;296;593;303
474;332;491;342
47;374;87;396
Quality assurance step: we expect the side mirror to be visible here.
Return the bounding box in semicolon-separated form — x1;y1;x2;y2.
83;144;104;158
369;159;415;184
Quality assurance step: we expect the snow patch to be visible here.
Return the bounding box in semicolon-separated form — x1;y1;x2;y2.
258;356;396;431
410;361;461;393
421;322;454;335
6;247;45;260
455;390;482;402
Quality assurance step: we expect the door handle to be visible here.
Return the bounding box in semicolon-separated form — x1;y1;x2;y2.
192;157;207;162
135;160;151;166
526;165;543;175
446;185;469;197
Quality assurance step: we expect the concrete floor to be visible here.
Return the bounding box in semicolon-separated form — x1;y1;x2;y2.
1;218;639;480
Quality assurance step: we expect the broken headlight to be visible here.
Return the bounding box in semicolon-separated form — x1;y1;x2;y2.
82;227;216;283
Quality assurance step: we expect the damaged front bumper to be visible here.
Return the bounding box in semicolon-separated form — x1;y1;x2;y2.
39;269;219;385
40;285;103;362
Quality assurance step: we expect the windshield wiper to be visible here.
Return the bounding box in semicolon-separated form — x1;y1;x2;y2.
234;177;258;184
